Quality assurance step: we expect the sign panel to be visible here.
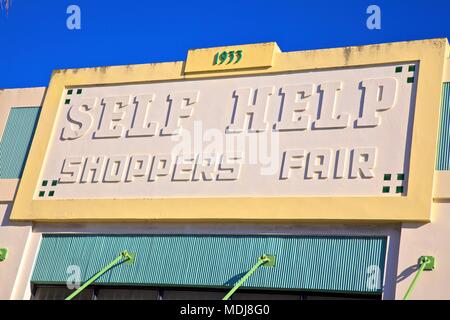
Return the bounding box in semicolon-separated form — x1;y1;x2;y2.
11;39;447;222
37;63;417;199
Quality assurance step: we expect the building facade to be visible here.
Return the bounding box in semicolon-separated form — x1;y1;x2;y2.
0;38;449;300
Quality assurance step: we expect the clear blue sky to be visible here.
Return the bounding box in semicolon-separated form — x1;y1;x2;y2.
0;0;449;88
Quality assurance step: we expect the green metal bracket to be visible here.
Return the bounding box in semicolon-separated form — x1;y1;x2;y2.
222;254;275;301
65;250;135;300
420;255;435;270
263;254;276;267
0;248;8;262
403;256;436;300
124;251;136;265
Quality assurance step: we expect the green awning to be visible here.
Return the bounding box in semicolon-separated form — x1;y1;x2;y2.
31;234;386;294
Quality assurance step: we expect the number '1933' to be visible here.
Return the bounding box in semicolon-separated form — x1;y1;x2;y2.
213;50;243;65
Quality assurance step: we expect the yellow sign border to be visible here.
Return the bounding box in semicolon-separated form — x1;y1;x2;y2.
185;42;279;73
10;39;449;222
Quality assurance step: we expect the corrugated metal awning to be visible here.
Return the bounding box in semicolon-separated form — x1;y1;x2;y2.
437;83;450;170
31;234;387;294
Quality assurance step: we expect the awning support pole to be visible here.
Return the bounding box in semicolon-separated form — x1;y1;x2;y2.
403;256;435;300
65;250;135;300
222;254;275;301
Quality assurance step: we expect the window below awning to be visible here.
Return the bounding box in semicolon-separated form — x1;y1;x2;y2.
31;285;381;300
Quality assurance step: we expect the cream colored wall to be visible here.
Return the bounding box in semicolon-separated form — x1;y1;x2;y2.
0;180;18;201
396;201;450;299
0;204;28;299
444;57;450;82
0;204;41;299
0;87;45;300
395;55;450;298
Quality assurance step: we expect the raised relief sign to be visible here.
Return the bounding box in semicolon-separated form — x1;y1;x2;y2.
37;63;417;199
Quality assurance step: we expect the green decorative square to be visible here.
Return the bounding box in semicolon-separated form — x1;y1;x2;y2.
408;65;415;72
42;180;48;187
51;180;58;186
65;99;70;105
397;173;405;181
67;89;73;95
395;66;403;73
262;255;276;267
38;191;45;197
420;256;435;271
407;77;414;83
382;186;390;193
0;248;8;261
383;174;391;181
77;89;82;94
396;186;404;193
48;191;55;197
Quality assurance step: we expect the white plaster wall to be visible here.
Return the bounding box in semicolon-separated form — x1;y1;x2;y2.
0;203;37;299
444;57;450;82
396;202;450;299
393;55;450;299
0;87;45;300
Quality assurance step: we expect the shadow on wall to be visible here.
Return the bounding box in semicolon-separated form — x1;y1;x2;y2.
1;203;13;227
396;264;419;283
